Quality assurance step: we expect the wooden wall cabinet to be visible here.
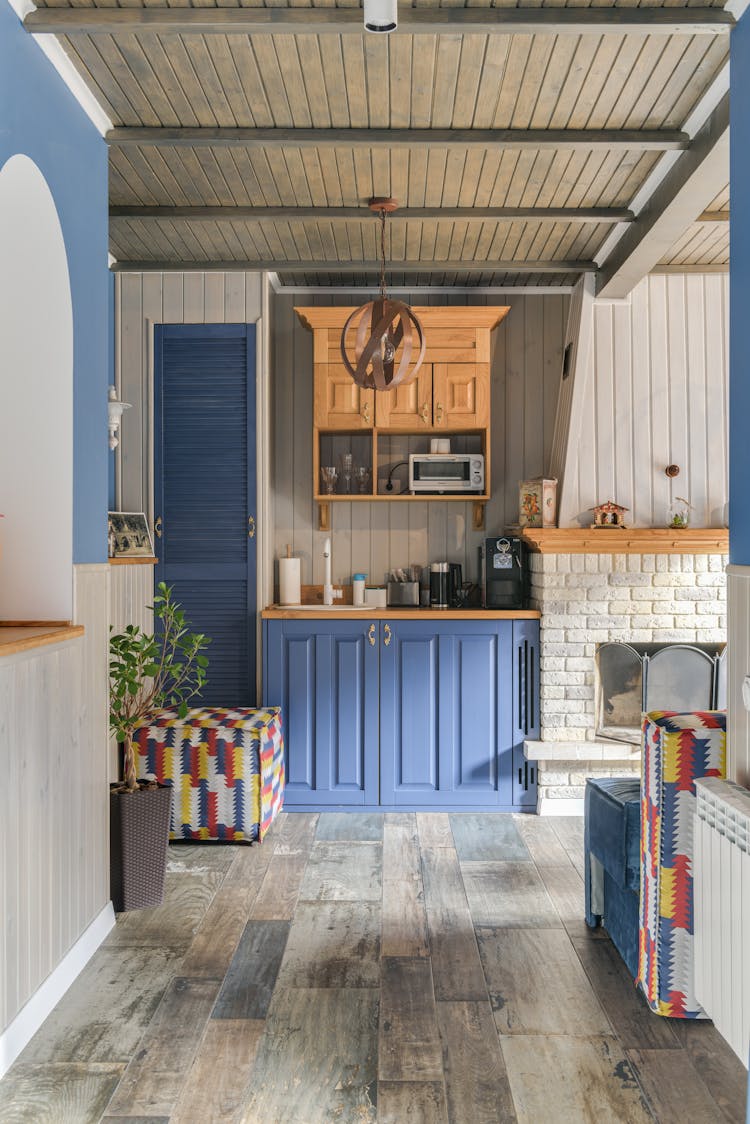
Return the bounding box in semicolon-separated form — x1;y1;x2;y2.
296;306;509;530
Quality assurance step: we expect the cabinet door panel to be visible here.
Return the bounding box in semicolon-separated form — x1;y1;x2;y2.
511;620;540;809
263;621;378;806
432;363;490;429
314;363;374;429
375;365;432;429
380;628;439;801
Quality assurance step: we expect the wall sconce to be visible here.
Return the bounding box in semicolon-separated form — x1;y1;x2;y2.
108;385;131;450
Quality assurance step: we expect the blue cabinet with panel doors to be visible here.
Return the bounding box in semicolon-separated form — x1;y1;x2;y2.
262;616;539;811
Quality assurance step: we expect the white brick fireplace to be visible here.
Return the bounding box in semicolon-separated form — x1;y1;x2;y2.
524;540;727;813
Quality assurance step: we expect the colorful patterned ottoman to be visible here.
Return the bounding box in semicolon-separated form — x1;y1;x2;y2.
134;707;284;843
637;710;725;1018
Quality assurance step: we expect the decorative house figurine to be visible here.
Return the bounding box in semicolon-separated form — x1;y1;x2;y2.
592;500;628;528
519;477;558;528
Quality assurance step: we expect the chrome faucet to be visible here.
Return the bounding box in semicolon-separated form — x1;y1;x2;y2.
323;537;342;606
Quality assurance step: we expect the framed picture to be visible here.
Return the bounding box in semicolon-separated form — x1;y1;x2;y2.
108;511;154;558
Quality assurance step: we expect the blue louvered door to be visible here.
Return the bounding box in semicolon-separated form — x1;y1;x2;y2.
154;324;256;707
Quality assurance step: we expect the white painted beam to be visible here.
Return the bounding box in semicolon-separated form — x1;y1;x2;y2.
596;95;729;299
109;258;595;274
23;6;734;36
107;126;688;153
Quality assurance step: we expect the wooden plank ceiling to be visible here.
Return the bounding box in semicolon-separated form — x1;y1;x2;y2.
27;0;732;289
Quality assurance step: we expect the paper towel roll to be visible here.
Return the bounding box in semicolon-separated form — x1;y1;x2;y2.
279;556;301;605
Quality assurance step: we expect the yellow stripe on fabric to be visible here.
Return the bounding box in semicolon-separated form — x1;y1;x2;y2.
250;772;260;827
181;776;191;826
662;732;681;784
659;865;677;920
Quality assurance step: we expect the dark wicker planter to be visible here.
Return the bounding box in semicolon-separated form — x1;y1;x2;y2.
109;783;172;912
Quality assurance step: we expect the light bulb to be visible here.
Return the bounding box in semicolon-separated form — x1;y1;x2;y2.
380;334;395;363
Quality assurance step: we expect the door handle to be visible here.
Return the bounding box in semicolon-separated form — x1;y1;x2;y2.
368;623;376;647
435;402;444;425
248;515;256;538
361;402;371;424
419;402;429;424
384;624;391;647
154;516;163;539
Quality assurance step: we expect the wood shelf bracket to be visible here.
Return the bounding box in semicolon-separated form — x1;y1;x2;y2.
472;501;485;531
318;502;330;532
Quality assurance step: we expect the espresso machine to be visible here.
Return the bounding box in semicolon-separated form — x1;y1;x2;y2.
479;536;528;609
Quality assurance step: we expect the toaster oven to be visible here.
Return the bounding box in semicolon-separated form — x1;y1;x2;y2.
408;454;484;494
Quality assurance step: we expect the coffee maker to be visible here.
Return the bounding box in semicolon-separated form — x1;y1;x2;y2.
479;536;528;609
430;562;463;608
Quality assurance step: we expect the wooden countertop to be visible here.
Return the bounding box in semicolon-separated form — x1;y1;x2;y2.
0;624;85;657
109;556;158;566
262;606;540;620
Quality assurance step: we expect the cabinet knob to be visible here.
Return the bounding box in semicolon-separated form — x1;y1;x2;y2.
384;623;392;647
419;402;429;424
435;402;444;425
154;516;163;539
368;623;376;647
361;402;371;424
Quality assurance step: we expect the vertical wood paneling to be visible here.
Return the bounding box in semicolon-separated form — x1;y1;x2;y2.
0;565;109;1036
559;274;729;528
116;271;263;521
727;566;750;788
272;292;568;585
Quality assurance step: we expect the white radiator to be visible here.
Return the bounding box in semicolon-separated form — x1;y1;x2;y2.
694;777;750;1067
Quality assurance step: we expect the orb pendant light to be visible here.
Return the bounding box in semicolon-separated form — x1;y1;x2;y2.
340;199;426;391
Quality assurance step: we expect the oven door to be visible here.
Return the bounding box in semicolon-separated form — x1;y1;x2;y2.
410;456;470;489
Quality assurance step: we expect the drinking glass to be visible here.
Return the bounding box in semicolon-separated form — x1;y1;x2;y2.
340;453;353;494
354;466;372;494
320;466;338;495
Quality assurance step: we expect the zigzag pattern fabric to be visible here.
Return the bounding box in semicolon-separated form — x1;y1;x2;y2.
134;707;285;843
636;710;725;1017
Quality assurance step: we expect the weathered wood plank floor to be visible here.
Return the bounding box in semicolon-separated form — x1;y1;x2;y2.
1;813;746;1123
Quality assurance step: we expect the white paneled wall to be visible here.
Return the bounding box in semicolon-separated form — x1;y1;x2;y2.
0;565;109;1038
559;274;729;528
272;292;568;586
727;566;750;787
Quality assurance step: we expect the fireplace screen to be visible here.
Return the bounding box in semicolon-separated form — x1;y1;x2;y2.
596;642;726;743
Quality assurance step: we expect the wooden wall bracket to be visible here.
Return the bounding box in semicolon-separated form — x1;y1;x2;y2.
472;501;485;531
318;502;330;532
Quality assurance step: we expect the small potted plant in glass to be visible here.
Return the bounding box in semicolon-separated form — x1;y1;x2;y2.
109;582;209;911
667;496;693;530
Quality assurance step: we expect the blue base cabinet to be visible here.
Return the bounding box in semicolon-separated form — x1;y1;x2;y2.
263;617;539;811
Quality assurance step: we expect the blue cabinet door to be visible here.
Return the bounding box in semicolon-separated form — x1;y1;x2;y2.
379;620;514;807
263;619;379;806
511;619;540;808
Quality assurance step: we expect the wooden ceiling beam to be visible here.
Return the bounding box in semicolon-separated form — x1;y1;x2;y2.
24;7;733;36
110;259;595;274
697;209;730;221
107;127;688;153
597;94;729;298
109;204;634;224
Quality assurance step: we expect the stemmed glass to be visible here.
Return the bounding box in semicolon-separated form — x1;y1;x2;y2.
354;466;372;494
340;453;353;494
320;466;338;495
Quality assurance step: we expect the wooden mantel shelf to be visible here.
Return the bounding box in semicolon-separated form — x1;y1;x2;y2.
521;528;729;554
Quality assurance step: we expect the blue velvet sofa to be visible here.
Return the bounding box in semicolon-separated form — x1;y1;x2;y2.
584;776;641;977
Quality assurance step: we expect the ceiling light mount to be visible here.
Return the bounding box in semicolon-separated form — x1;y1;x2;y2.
340;199;426;391
363;0;397;34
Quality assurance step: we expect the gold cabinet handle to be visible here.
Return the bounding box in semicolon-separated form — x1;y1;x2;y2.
361;402;371;424
368;623;376;647
419;402;429;424
154;516;163;539
248;515;256;538
384;623;392;647
435;402;444;425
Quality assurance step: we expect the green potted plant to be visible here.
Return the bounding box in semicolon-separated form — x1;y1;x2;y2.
109;582;209;911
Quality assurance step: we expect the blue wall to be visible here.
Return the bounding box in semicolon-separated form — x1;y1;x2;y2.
731;17;750;563
0;2;110;564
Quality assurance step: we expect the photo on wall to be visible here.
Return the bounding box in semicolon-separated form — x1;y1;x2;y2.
108;511;153;558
